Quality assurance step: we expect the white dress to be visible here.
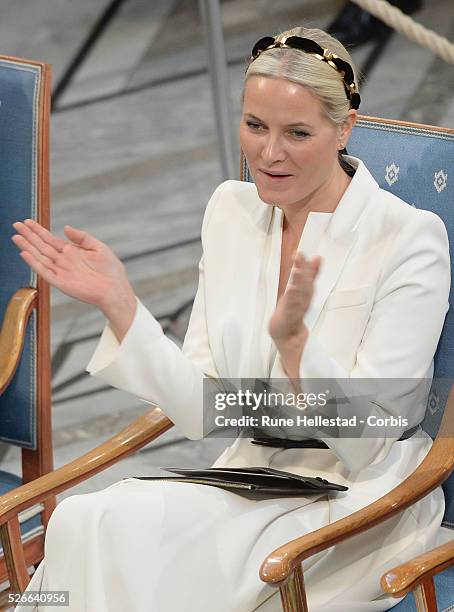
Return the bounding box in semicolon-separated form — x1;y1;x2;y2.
18;162;450;612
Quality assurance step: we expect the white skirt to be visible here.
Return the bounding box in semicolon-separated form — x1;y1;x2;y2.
18;436;444;612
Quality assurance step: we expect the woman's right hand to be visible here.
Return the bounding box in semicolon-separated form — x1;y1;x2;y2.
12;220;137;340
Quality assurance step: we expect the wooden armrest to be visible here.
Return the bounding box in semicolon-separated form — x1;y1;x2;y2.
0;407;173;522
260;385;454;586
0;288;37;394
381;539;454;598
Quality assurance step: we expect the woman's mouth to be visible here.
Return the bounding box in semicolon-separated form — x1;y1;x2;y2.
260;170;293;181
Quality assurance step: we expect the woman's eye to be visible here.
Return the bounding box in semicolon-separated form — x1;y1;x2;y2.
290;130;309;138
246;120;262;130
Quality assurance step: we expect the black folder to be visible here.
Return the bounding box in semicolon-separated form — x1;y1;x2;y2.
134;466;348;497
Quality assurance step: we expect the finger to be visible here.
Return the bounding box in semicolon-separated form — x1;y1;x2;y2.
293;252;320;272
64;225;103;250
13;221;62;263
289;257;314;286
293;254;322;283
292;253;315;277
19;250;58;283
11;234;57;271
23;218;66;251
288;266;305;287
288;255;305;284
292;252;306;267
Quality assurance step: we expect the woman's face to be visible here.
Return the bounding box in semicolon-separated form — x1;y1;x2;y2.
240;75;349;209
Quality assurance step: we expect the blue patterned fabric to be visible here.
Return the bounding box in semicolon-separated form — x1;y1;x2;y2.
0;59;42;449
348;120;454;532
0;470;42;550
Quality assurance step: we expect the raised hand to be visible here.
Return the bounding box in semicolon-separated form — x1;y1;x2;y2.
11;220;137;340
269;252;321;378
11;220;129;307
269;252;321;342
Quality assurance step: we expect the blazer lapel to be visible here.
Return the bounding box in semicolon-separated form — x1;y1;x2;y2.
304;156;380;331
224;194;276;378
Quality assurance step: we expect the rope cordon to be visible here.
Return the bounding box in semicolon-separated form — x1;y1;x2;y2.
349;0;454;64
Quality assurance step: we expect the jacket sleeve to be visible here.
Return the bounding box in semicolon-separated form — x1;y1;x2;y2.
86;182;229;439
277;210;450;471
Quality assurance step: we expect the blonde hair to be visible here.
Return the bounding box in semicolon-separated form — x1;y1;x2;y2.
244;26;361;171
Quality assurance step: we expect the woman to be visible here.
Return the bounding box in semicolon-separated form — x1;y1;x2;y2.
12;26;450;612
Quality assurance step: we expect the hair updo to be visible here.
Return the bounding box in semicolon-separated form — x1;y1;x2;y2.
243;26;361;173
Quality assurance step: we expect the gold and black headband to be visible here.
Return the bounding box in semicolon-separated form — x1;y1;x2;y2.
248;35;361;110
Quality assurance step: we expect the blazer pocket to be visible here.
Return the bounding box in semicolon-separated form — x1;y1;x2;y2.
324;286;373;311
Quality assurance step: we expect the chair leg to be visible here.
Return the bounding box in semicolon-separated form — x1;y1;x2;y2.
414;577;437;612
0;519;29;593
279;565;308;612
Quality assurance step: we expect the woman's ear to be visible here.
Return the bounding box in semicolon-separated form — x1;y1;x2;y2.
339;109;357;149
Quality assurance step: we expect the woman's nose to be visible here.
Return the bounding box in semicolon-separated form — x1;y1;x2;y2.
261;134;286;164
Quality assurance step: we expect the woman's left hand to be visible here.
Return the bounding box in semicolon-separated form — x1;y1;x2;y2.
269;252;321;377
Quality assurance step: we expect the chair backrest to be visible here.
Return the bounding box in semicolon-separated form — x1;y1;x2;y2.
348;118;454;531
0;55;52;480
241;116;454;529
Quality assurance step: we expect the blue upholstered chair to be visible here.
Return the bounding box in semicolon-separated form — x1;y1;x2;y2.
0;55;173;600
0;57;174;599
349;119;454;612
0;54;55;594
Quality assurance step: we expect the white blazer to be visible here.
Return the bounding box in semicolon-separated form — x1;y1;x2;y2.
87;155;450;473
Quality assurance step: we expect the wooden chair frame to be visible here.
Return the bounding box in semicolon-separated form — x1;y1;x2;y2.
381;539;454;612
0;113;452;610
0;56;54;596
